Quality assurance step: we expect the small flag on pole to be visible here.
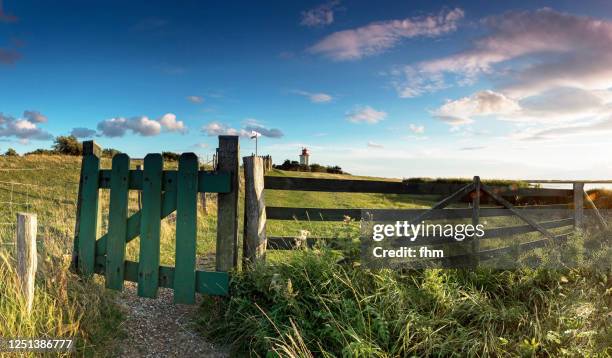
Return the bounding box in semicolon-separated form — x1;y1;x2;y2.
250;130;261;139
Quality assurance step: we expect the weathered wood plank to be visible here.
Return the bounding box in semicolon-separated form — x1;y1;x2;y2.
478;234;569;260
264;176;572;198
95;189;177;255
174;153;198;304
267;236;350;250
137;154;163;298
484;218;574;238
243;156;267;267
16;213;37;314
94;259;228;296
77;154;101;276
481;184;556;240
98;169;230;193
574;182;584;229
72;140;101;272
105;154;130;290
409;182;475;224
216;136;240;272
266;205;572;221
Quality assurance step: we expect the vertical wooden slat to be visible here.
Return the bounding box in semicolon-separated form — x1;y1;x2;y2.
174;153;198;304
471;176;480;267
105;154;130;290
243;156;267;268
138;154;163;298
72;140;102;272
216;136;239;272
573;182;584;229
77;154;101;276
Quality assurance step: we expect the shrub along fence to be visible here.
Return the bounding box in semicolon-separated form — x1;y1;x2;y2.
242;156;608;266
71;136;240;304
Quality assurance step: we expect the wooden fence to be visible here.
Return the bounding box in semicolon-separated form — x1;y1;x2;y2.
71;136;240;304
243;157;608;265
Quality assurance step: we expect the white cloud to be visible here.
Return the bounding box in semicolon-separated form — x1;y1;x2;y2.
409;124;425;134
346;106;387;124
71;127;96;138
308;8;463;61
192;143;209;149
128;116;162;136
244;125;284;138
367;141;384;148
514;117;612;141
186;95;204;104
0;113;52;140
433;90;520;125
301;1;339;27
395;8;612;98
23;110;47;123
293;90;333;103
202;121;283;138
97;113;187;137
158;113;187;133
459;146;486;151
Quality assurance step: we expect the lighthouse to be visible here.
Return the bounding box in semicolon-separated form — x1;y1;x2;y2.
299;147;310;166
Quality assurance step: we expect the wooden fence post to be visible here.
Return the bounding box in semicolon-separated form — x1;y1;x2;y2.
216;136;239;272
136;164;142;210
17;213;37;314
573;182;584;229
199;165;208;216
200;193;208;215
243;156;267;267
71;140;102;272
471;176;480;267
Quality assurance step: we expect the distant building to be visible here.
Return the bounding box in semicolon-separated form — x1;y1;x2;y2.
299;147;310;165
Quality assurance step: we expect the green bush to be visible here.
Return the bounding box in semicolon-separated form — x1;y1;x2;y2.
199;243;611;357
4;148;18;156
53;135;83;156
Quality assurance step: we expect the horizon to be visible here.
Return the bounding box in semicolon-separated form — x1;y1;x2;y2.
2;1;612;180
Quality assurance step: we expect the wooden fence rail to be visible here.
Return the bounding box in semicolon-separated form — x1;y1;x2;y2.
243;161;608;267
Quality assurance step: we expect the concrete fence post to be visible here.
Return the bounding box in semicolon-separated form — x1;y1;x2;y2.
243;156;267;267
17;213;37;314
216;136;240;272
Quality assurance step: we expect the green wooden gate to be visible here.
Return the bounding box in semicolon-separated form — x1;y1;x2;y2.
72;138;239;304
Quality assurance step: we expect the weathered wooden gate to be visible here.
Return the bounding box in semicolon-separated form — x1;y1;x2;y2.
71;136;240;304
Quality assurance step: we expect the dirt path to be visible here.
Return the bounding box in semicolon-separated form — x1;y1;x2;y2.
116;282;228;358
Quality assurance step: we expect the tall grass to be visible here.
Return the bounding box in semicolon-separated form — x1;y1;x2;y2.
0;155;124;356
198;231;611;357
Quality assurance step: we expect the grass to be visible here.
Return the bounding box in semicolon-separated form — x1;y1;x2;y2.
0;155;124;356
0;154;609;356
199;232;611;357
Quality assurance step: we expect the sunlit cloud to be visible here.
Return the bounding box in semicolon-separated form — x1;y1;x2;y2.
309;8;463;61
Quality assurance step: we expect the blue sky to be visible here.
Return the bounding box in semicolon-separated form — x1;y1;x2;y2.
2;1;612;179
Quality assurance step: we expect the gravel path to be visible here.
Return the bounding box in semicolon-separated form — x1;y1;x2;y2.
116;282;229;358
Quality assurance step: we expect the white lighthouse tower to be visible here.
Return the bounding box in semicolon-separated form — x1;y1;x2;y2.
299;147;310;166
